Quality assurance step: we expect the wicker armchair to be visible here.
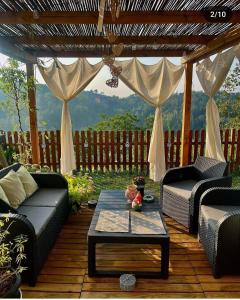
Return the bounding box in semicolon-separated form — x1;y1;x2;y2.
199;187;240;278
160;156;231;233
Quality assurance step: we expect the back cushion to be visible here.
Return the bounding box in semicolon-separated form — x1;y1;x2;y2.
194;156;227;179
17;166;38;197
0;185;10;205
0;170;26;209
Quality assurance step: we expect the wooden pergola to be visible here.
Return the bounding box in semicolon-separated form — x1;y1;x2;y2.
0;0;239;167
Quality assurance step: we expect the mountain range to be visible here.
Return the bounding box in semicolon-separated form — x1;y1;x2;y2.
0;84;238;131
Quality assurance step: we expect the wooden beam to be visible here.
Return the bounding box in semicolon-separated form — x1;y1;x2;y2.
31;49;188;58
5;35;211;46
182;26;240;63
0;10;239;24
0;38;37;63
26;63;40;164
180;62;193;166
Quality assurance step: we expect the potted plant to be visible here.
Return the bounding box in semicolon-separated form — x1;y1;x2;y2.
65;174;95;212
133;176;145;197
0;215;28;298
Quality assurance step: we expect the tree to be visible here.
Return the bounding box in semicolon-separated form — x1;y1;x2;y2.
0;59;36;165
93;112;140;131
143;114;154;130
218;62;240;129
0;58;33;132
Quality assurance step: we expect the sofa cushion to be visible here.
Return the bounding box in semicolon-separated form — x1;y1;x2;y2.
0;170;26;208
17;166;38;197
201;205;239;232
164;180;197;201
21;188;68;207
17;205;56;237
0;185;10;205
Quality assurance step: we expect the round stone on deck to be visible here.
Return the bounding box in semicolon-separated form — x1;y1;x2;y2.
119;274;136;291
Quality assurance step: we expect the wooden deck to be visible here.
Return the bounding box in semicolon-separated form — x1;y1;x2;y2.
21;206;240;298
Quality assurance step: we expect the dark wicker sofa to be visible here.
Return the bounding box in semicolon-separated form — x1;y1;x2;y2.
199;187;240;278
160;156;231;233
0;163;71;286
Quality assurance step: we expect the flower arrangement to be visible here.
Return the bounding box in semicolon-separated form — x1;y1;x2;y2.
133;176;145;186
133;176;145;197
132;191;143;211
65;174;95;212
0;215;28;297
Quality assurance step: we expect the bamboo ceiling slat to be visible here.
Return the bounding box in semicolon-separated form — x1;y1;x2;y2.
0;0;239;58
0;0;239;12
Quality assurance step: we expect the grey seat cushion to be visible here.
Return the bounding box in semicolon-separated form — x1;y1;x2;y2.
21;188;67;207
201;205;239;232
17;205;56;237
164;180;197;201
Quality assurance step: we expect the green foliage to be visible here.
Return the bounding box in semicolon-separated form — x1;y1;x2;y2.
65;174;95;212
143;114;154;130
93;112;140;131
12;144;32;165
1;145;15;165
0;215;28;297
24;164;51;173
0;59;34;132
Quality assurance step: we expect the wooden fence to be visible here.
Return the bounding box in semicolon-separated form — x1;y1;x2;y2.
1;129;240;173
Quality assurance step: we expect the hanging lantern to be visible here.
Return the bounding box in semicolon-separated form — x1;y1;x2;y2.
106;30;118;44
112;43;124;56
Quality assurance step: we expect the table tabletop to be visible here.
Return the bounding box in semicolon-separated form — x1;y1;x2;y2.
88;189;169;240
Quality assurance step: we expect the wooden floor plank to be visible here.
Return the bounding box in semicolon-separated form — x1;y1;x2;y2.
37;275;84;284
205;292;240;298
21;283;82;292
82;282;203;292
83;275;199;284
22;292;80;298
80;292;205;298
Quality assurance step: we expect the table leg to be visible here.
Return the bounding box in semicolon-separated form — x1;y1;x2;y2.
88;239;96;277
161;240;169;279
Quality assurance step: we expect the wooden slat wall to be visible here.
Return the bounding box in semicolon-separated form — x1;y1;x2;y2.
1;129;240;172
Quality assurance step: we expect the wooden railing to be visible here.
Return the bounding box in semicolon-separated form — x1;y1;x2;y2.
1;129;240;173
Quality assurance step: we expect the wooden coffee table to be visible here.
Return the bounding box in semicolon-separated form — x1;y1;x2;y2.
87;190;169;278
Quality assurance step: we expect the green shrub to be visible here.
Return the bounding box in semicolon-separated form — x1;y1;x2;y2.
0;215;28;297
65;174;95;212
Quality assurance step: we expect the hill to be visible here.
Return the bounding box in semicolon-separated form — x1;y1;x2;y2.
0;84;238;131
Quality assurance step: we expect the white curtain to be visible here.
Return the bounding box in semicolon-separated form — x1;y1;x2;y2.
196;48;235;161
38;58;102;174
115;58;184;181
234;44;240;59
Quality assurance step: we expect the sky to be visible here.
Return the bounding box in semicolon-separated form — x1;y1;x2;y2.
0;53;205;97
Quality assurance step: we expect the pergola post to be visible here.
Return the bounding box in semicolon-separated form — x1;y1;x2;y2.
26;63;40;164
180;62;193;166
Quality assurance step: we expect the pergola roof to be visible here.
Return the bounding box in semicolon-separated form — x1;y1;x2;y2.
0;0;239;62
